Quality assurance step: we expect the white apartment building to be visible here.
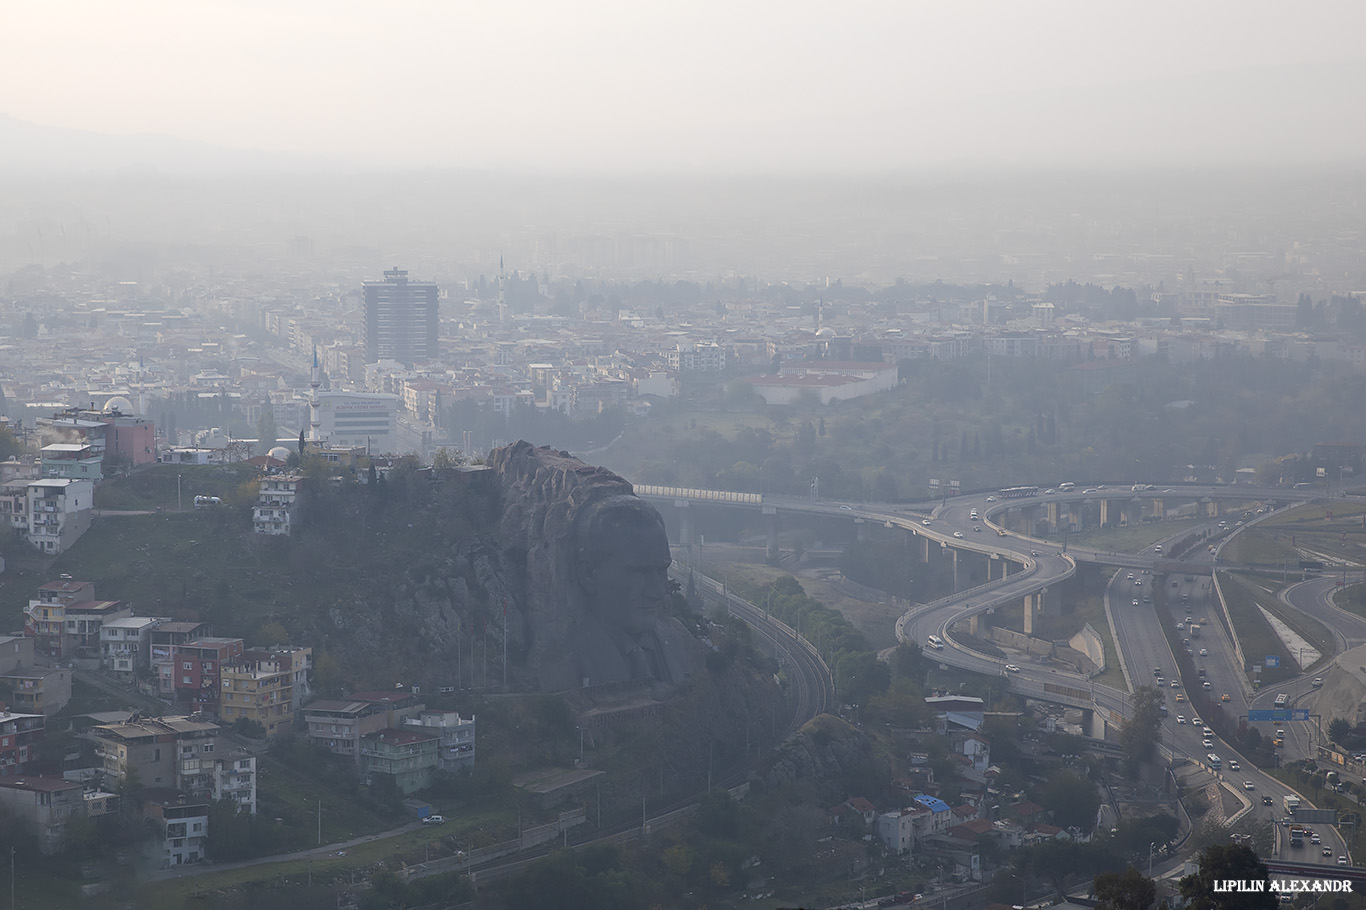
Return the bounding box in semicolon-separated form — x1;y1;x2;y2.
100;616;165;676
252;473;302;535
26;479;93;554
403;710;476;771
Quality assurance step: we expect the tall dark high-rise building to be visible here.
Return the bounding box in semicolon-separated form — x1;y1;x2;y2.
362;267;439;365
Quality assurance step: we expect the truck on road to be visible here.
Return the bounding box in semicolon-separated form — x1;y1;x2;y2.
1284;795;1301;814
1190;623;1201;638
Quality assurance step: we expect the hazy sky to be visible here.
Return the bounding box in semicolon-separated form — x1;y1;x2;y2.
7;0;1366;172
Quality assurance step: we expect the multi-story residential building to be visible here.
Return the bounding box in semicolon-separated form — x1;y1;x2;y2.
0;668;71;715
403;710;475;771
0;479;29;530
90;715;220;796
0;776;88;854
24;579;96;659
213;751;257;815
26;478;94;554
40;444;103;481
0;636;35;675
100;616;165;677
151;621;212;696
303;691;423;767
220;652;301;737
0;710;45;777
165;638;244;716
360;727;440;794
252;473;302;535
99;410;157;466
362;267;439;366
64;599;131;657
145;794;210;867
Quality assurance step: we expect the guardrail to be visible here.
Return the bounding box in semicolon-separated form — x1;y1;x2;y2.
635;484;763;505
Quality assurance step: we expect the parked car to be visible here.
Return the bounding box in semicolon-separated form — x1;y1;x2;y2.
422;815;446;825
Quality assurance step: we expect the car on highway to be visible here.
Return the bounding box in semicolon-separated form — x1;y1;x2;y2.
1177;715;1186;724
1199;648;1208;656
1132;599;1140;606
1203;681;1212;690
1191;717;1201;726
1221;693;1230;702
1323;847;1334;857
840;505;852;510
1263;796;1274;805
1135;579;1143;586
1243;781;1254;790
1203;738;1214;748
1030;550;1039;557
1004;664;1021;673
1182;638;1190;645
1273;738;1284;748
922;519;932;526
1313;677;1324;688
1229;760;1241;770
997;528;1007;536
986;496;997;502
1154;667;1162;675
953;531;964;539
973;525;982;532
1340;856;1349;866
1175;694;1186;702
1175;622;1184;630
1312;834;1321;844
1127;573;1135;580
1203;726;1213;736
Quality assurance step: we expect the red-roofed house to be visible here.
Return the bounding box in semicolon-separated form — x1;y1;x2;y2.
361;727;439;794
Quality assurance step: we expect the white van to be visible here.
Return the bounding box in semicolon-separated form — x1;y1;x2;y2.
926;635;945;650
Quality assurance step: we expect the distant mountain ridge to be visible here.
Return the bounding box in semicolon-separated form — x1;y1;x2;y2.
0;112;328;174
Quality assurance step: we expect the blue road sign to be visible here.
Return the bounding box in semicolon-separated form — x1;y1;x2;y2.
1249;708;1311;722
1265;655;1280;668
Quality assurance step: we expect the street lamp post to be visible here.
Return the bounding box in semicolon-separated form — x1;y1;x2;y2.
1149;842;1155;877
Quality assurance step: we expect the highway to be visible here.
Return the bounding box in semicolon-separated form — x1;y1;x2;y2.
649;481;1364;868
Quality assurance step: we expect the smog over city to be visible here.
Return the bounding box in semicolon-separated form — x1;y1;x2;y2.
2;3;1366;909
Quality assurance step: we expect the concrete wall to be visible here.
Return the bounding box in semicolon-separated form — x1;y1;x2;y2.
1068;623;1106;672
989;627;1053;658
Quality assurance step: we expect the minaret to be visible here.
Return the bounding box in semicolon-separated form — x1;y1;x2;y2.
309;346;322;444
498;254;507;324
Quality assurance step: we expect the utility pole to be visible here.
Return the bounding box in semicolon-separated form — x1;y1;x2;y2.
317;800;321;846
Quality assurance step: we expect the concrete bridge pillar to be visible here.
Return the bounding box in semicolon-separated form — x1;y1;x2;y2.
1152;498;1165;519
763;506;778;559
969;614;979;635
1099;498;1111;527
921;535;931;563
1204;499;1219;518
676;500;693;547
1083;708;1105;739
951;548;959;592
855;518;869;541
1021;505;1039;536
1046;501;1059;527
1125;500;1142;526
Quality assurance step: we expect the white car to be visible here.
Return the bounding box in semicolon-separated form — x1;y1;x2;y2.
1170;681;1180;688
953;531;964;539
986;496;997;502
422;814;445;825
1199;648;1208;657
1192;718;1201;727
1339;856;1349;866
922;519;932;526
1243;781;1254;791
1177;715;1186;724
1132;599;1140;606
1004;664;1021;673
1203;738;1214;748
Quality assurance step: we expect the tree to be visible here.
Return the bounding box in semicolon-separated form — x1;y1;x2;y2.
1094;866;1157;910
256;405;277;456
297;429;306;460
1041;769;1100;833
1121;685;1164;774
1179;844;1275;910
1329;717;1351;743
